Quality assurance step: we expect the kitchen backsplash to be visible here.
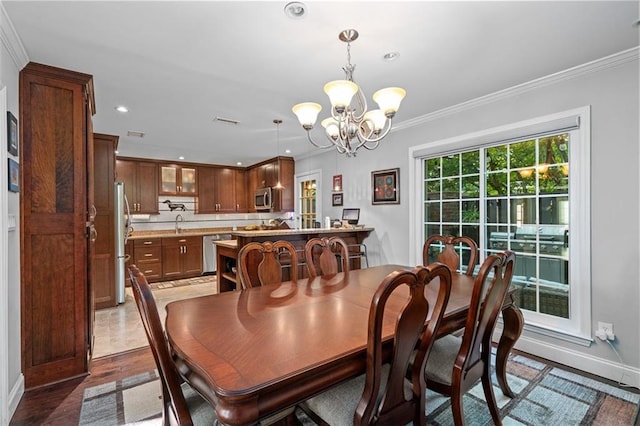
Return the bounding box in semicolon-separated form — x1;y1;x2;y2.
128;196;296;232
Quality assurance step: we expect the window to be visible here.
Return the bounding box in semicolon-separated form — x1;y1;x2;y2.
411;107;591;342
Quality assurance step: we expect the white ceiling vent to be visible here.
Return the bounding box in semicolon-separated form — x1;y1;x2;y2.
127;130;145;138
214;116;240;125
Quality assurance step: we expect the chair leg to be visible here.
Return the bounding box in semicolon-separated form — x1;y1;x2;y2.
481;374;502;426
450;390;466;426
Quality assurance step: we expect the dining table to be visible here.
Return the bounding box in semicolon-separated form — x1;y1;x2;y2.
165;264;524;426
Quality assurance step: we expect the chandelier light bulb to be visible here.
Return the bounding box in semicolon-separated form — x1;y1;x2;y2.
372;87;406;118
292;102;322;129
321;117;340;140
363;109;387;132
324;80;358;113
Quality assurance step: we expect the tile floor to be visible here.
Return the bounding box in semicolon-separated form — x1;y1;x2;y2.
92;276;217;358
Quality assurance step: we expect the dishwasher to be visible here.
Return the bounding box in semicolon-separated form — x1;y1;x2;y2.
202;234;232;275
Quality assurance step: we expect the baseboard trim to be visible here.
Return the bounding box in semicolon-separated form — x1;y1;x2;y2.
8;373;23;422
509;333;640;389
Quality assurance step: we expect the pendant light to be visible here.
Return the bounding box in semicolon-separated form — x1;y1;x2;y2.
273;119;284;190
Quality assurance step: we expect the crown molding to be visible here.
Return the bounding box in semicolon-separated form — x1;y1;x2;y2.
0;4;29;71
395;47;639;131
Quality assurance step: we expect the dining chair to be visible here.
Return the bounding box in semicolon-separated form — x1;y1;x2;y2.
128;264;217;426
301;263;452;426
237;240;298;289
305;236;350;278
423;250;515;426
423;235;479;276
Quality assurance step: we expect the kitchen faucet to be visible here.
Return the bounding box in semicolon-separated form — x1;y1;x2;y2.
175;214;184;234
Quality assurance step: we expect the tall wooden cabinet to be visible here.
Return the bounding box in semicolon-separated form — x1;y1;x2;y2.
20;62;96;388
93;133;118;309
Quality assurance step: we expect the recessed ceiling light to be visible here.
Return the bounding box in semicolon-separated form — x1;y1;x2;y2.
383;52;400;62
179;156;185;160
115;105;129;113
236;161;243;166
284;2;306;19
285;149;291;154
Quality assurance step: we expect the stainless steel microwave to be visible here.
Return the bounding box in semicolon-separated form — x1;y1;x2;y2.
254;187;272;211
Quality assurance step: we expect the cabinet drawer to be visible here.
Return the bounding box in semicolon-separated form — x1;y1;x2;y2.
137;262;163;282
134;238;161;248
135;246;162;263
162;236;202;247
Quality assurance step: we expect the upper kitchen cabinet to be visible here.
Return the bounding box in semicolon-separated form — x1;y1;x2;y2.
160;164;197;195
197;166;247;213
115;158;158;214
20;62;95;388
247;157;295;212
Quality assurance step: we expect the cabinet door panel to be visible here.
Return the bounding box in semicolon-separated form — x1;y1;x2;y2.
162;244;183;279
182;242;203;276
137;162;158;213
215;168;237;212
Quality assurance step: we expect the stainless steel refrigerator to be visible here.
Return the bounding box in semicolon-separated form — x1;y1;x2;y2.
114;182;132;304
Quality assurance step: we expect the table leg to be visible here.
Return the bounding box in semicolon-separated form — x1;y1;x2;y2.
496;293;524;398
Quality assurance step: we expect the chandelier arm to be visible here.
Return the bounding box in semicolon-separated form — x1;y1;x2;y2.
306;131;337;149
351;87;368;121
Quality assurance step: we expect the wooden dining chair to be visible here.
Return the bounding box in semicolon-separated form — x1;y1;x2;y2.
128;264;217;426
424;250;515;426
301;263;452;426
423;235;479;276
305;236;350;278
237;240;298;289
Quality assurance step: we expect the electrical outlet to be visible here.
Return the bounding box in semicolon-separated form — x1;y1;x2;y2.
597;321;615;340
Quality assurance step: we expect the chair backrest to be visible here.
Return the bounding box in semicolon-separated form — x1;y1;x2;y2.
238;240;298;289
455;251;515;387
128;264;194;426
355;263;452;426
423;235;479;276
305;236;350;278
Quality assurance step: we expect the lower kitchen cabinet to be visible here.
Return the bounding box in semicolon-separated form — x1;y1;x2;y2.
133;238;163;282
162;236;203;279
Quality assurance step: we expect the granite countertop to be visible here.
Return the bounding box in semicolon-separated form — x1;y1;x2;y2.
230;227;373;237
213;240;238;249
128;227;235;240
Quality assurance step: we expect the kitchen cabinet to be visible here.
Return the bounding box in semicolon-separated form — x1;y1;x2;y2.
93;133;118;309
197;166;247;213
133;238;163;282
247;157;295;212
115;159;159;214
160;164;197;195
20;62;96;388
162;236;203;279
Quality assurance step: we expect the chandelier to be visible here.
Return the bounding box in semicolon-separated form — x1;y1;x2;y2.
292;29;406;157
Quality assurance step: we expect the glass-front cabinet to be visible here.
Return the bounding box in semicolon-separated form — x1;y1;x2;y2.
160;164;197;195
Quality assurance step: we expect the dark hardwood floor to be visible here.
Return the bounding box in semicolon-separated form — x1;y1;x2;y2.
9;347;155;426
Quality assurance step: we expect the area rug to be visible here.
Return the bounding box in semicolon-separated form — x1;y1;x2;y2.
79;353;639;426
149;274;215;290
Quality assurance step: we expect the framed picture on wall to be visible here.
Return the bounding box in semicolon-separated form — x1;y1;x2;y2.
7;111;18;156
371;168;399;205
8;158;19;192
332;174;342;192
332;192;343;206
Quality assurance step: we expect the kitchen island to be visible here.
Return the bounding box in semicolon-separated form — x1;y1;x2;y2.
214;227;373;292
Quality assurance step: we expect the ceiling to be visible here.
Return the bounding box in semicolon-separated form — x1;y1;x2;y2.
3;1;638;167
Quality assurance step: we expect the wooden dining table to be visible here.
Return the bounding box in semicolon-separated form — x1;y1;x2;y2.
165;264;524;426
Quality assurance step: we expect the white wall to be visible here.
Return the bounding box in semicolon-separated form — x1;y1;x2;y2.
0;3;27;422
295;49;640;385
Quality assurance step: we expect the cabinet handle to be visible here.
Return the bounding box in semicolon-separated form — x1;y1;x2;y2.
144;254;153;257
179;239;186;242
144;241;153;245
184;246;187;254
144;269;153;273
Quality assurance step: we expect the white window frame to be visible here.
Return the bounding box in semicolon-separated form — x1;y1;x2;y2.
408;106;592;344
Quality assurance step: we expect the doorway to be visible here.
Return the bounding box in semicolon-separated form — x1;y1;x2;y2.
295;169;322;229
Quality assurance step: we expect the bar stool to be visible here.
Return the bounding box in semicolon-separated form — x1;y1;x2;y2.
346;243;369;269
